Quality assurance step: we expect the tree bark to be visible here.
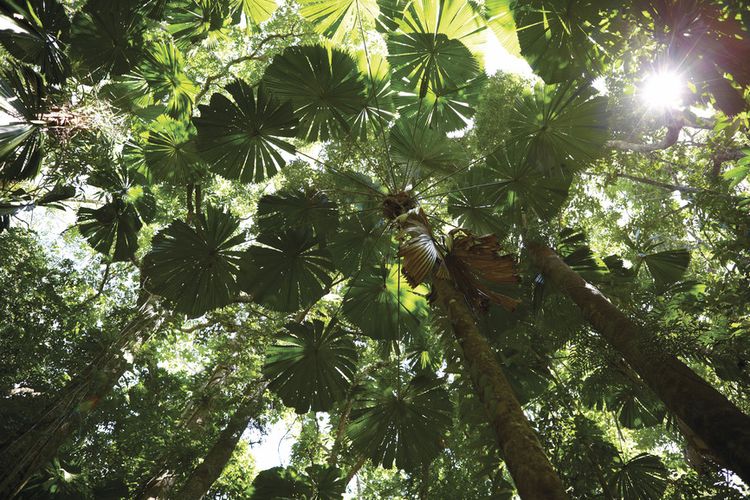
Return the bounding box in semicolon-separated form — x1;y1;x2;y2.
606;121;683;153
0;298;161;498
432;278;569;500
174;381;269;500
526;242;750;484
138;363;233;499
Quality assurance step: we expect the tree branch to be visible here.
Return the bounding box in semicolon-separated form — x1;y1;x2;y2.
194;28;308;103
606;121;684;153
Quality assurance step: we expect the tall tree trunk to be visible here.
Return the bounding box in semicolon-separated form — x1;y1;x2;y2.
0;299;162;498
174;381;269;500
527;242;750;483
139;363;233;499
432;278;569;500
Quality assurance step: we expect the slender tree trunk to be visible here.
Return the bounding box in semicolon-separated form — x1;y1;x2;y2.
174;381;269;500
139;363;233;499
0;299;161;498
432;278;569;500
527;242;750;484
343;454;368;485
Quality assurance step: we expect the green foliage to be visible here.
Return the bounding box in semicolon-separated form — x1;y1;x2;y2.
608;453;669;500
78;164;156;261
263;319;357;413
70;0;147;78
250;465;344;499
0;0;70;83
390;118;468;175
195;81;298;183
2;1;750;499
142;115;205;185
0;66;46;181
347;374;453;470
513;0;618;83
510;81;609;171
342;264;429;341
166;0;234;46
642;249;691;289
299;0;378;42
327;211;390;274
129;40;198;120
239;228;335;312
143;205;246;317
262;44;366;141
256;188;338;240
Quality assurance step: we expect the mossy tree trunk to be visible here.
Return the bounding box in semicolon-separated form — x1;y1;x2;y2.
139;363;233;499
527;242;750;484
433;278;569;500
0;300;161;498
175;381;268;500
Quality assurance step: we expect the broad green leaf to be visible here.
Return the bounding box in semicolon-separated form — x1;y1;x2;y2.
581;369;665;429
347;375;452;470
299;0;379;42
143;205;245;317
723;151;750;187
0;66;46;181
390;118;467;175
256;188;338;240
386;0;486;112
609;385;666;429
447;171;506;235
397;0;486;53
607;453;669;500
327;211;390;274
342;264;428;341
233;0;277;25
513;0;618;83
129;40;198;120
0;0;70;83
394;73;487;133
250;467;311;499
239;228;335;312
194;81;297;183
484;0;519;56
557;228;609;280
723;164;750;188
351;52;396;139
143;115;205;185
101;74;154;112
0;64;46;120
476;143;572;223
388;33;479;100
264;319;357;413
262;44;366;141
250;465;344;500
303;465;346;500
166;0;233;46
70;0;147;79
510;82;609;172
642;249;691;288
78;165;156;262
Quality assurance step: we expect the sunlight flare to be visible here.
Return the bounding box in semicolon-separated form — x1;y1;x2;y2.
641;70;685;110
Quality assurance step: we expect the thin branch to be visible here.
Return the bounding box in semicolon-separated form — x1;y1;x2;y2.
606;121;683;153
194;29;308;103
615;172;701;193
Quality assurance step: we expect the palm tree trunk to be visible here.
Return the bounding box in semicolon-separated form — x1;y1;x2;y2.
175;381;269;500
527;242;750;483
0;299;161;498
432;278;568;500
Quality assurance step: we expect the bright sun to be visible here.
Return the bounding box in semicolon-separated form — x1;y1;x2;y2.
641;71;685;110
